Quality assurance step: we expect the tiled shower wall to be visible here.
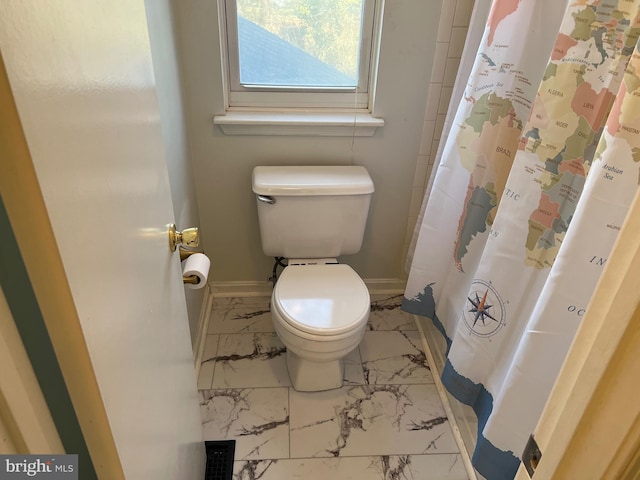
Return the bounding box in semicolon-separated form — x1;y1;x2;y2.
403;0;474;266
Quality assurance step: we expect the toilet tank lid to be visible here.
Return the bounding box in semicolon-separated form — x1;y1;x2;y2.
252;166;374;196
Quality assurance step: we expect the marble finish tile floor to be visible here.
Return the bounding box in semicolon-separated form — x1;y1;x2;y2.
198;294;469;479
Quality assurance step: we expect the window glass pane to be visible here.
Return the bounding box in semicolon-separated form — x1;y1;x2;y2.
236;0;364;88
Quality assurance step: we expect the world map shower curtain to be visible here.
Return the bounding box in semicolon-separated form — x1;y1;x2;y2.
403;1;640;478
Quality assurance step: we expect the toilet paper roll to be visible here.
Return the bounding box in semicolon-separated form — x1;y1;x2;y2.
182;253;210;289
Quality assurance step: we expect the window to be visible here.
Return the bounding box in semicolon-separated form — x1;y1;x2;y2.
220;0;381;110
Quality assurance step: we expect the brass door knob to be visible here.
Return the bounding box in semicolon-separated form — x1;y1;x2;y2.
168;224;200;252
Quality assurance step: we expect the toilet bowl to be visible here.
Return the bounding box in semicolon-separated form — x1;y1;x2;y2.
271;263;370;391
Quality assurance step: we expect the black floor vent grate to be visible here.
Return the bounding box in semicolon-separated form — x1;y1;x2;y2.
204;440;236;480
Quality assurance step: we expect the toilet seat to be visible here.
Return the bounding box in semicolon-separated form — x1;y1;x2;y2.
272;264;370;337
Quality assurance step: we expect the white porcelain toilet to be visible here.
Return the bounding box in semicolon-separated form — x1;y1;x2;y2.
252;165;374;392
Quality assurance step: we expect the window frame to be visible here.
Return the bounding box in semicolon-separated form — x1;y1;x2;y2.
220;0;381;111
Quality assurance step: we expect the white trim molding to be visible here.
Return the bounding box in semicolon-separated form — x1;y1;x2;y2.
414;314;480;480
213;111;384;136
193;283;215;379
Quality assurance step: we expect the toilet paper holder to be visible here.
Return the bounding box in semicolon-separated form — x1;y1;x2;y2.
179;247;201;261
179;247;205;285
168;224;199;252
183;274;200;285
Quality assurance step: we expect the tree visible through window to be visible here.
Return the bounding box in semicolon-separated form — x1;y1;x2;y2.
236;0;364;87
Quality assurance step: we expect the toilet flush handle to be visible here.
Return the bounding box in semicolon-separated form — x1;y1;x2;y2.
257;195;276;205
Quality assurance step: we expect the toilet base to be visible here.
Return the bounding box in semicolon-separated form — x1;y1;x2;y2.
286;350;344;392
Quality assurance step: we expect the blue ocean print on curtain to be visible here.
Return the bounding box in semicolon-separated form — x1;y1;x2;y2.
403;0;640;478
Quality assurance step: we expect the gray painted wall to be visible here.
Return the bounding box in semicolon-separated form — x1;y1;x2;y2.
174;0;443;283
145;1;204;348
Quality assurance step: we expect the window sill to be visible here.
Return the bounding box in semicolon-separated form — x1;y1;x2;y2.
213;111;384;136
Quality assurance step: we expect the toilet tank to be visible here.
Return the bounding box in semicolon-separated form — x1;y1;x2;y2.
252;166;374;258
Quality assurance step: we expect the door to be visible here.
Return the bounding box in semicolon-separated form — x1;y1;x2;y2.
514;186;640;479
0;2;205;479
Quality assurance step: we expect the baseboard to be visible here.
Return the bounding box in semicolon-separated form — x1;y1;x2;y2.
209;277;407;298
193;283;215;379
362;277;407;294
414;314;480;480
210;281;273;298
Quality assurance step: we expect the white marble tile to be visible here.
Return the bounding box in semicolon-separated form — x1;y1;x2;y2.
289;384;458;458
343;347;365;386
232;454;469;480
378;454;469;479
233;457;379;480
360;331;433;385
199;299;467;478
211;296;271;309
369;294;417;331
211;333;291;388
209;297;274;334
197;334;219;390
200;388;289;460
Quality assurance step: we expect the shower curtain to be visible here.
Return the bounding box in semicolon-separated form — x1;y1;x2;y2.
403;1;640;479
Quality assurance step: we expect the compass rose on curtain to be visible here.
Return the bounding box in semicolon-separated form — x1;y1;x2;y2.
463;279;506;337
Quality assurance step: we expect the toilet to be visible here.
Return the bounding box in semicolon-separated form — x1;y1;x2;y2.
252;166;374;391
